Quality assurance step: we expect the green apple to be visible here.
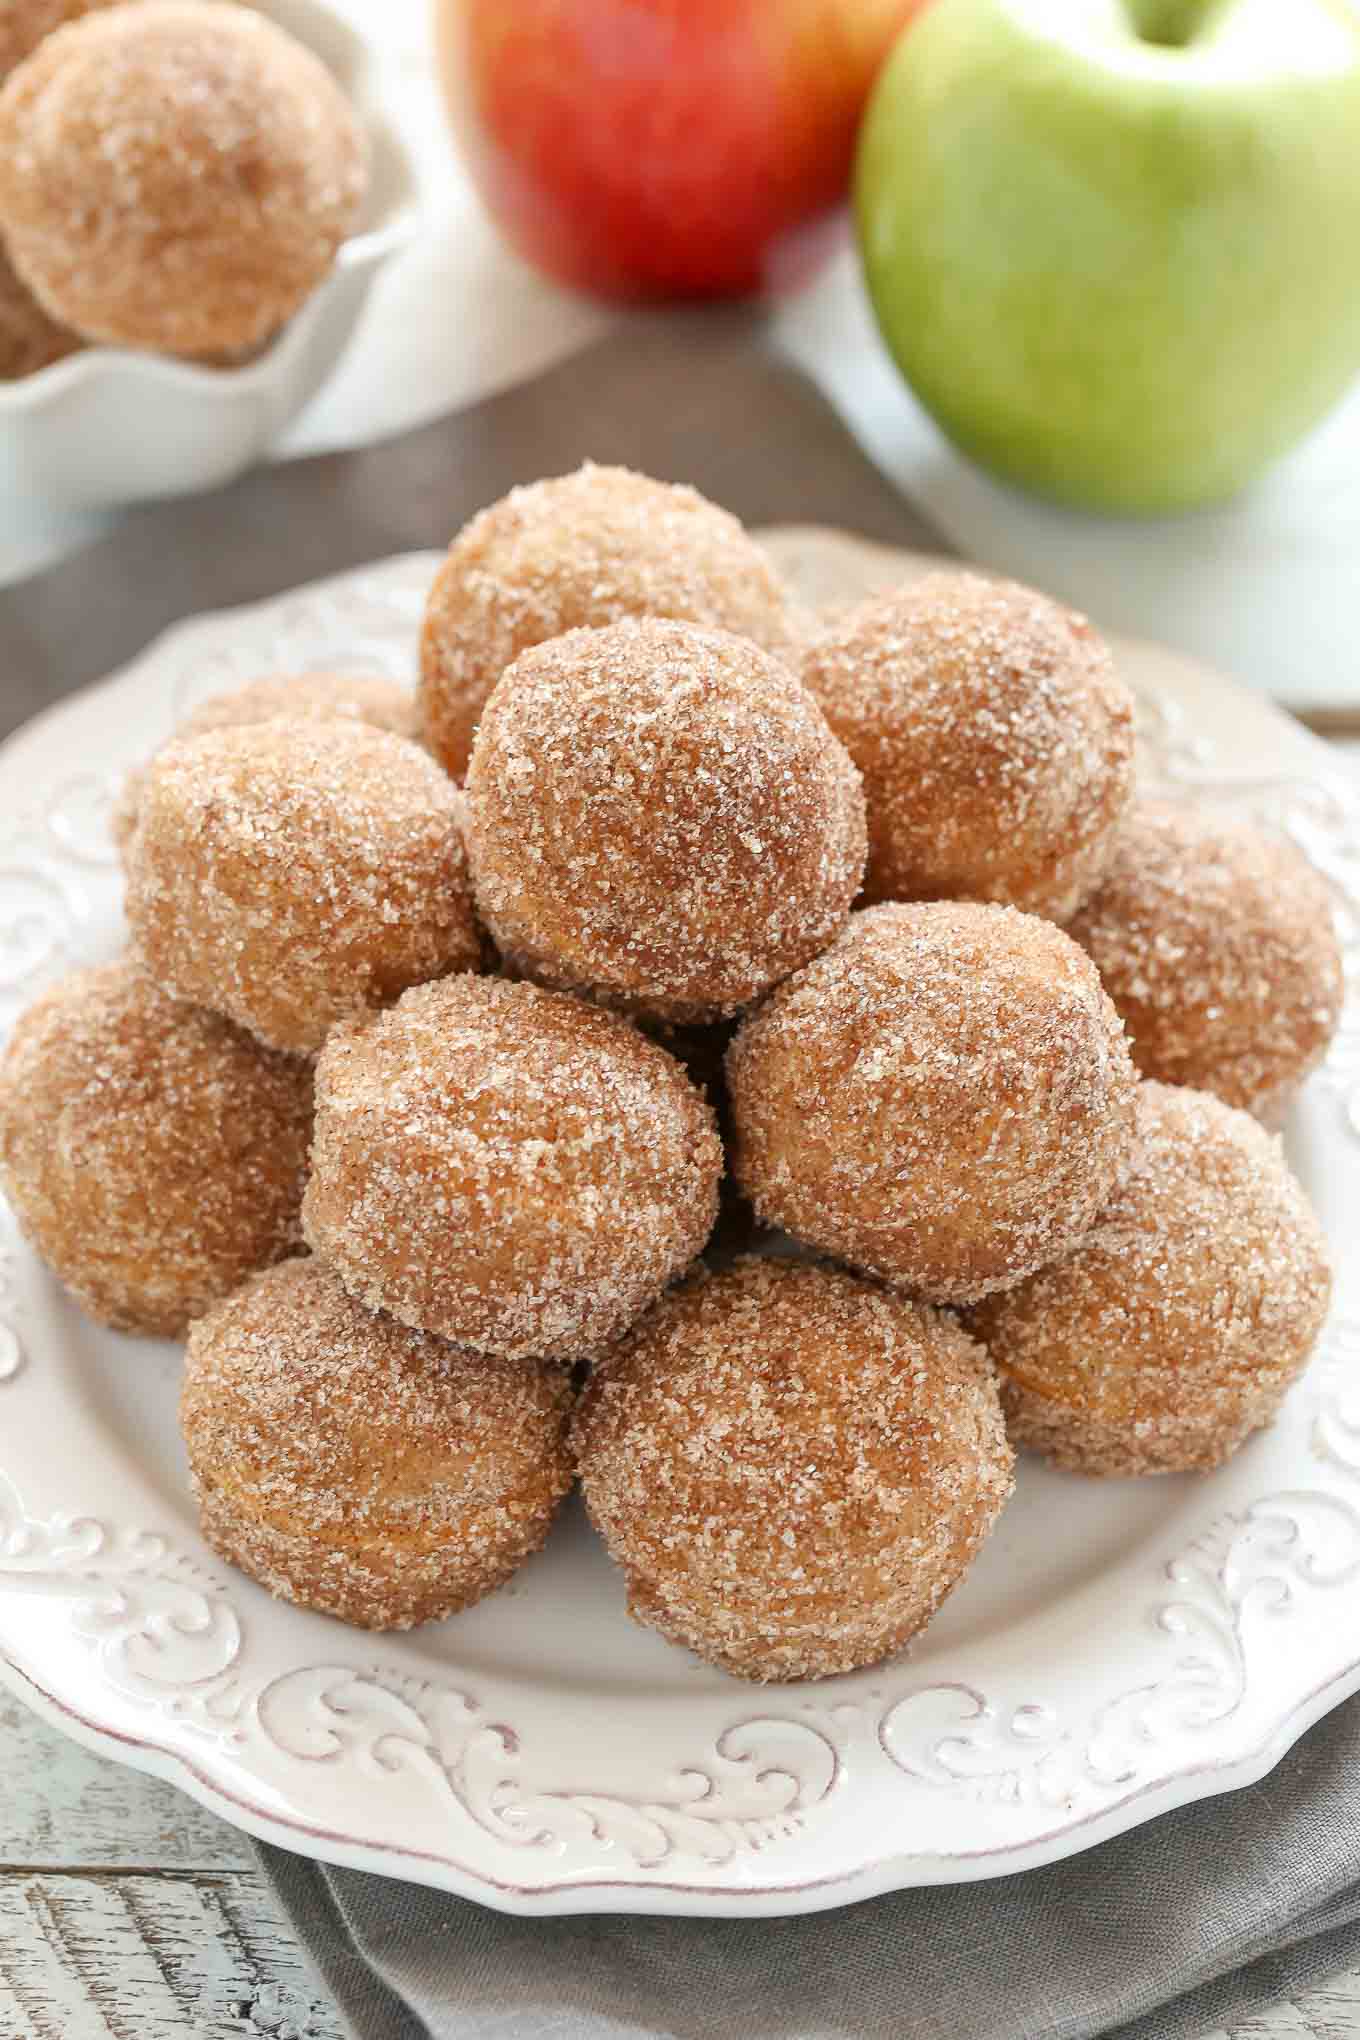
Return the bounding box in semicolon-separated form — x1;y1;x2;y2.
854;0;1360;512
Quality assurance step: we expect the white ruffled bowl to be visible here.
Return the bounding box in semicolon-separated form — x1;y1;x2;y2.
0;0;419;512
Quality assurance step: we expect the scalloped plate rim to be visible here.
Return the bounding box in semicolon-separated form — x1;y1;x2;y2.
5;1633;1360;1918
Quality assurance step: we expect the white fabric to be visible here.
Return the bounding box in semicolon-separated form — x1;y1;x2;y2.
3;0;1357;712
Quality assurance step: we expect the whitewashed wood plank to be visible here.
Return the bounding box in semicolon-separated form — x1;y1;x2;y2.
1214;1981;1360;2040
0;1873;344;2040
1177;1978;1360;2040
0;1690;250;1871
1293;1979;1360;2040
1213;2004;1330;2040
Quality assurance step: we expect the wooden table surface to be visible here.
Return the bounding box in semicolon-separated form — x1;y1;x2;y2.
1;1695;341;2039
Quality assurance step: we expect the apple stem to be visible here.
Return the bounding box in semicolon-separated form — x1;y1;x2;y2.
1125;0;1228;44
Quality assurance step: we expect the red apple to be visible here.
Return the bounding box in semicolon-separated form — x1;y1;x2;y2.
437;0;923;301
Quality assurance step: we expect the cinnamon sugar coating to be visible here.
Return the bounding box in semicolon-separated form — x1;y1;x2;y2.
182;1258;574;1629
419;464;796;778
113;670;419;854
303;975;722;1360
801;572;1135;919
0;0;125;81
574;1257;1014;1682
727;902;1138;1304
465;618;867;1024
1066;801;1344;1122
125;718;480;1054
0;2;366;359
0;240;79;376
174;669;416;744
969;1083;1332;1476
0;959;312;1337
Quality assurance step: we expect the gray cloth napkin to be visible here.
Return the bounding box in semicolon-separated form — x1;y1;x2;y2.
255;1693;1360;2040
6;316;1356;2040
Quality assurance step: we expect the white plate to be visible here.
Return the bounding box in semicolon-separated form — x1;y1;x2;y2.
0;531;1358;1919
